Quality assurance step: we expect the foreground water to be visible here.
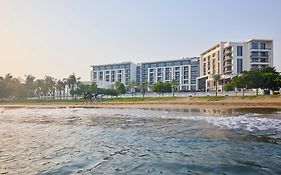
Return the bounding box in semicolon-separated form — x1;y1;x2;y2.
0;107;281;175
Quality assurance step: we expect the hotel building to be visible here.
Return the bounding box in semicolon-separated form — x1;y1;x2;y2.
197;39;273;92
137;57;199;91
91;62;136;89
90;57;200;91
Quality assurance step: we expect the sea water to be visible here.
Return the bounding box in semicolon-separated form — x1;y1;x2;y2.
0;107;281;174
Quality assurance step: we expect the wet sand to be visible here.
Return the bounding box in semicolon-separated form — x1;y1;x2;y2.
1;96;281;109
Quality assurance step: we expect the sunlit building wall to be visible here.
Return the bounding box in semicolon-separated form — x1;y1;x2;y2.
197;39;273;92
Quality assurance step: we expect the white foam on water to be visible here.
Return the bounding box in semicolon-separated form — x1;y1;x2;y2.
172;114;281;132
1;108;281;132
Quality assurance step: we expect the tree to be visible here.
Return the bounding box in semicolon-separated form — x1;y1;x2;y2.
212;74;221;96
12;77;24;99
0;78;5;100
152;81;172;97
259;67;281;93
75;82;90;97
171;79;177;97
35;79;45;98
128;80;136;97
0;74;23;100
56;80;67;99
246;69;263;95
67;73;80;99
24;75;36;99
114;81;126;95
224;82;234;92
44;76;56;99
3;74;14;99
228;67;281;96
89;81;98;94
139;80;148;98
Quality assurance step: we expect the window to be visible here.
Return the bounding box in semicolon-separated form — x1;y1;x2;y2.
174;62;180;66
237;58;243;74
251;58;259;62
117;74;122;81
260;43;266;49
237;46;243;56
251;64;259;70
260;51;268;57
93;72;97;79
203;63;206;75
105;75;110;82
251;43;259;49
99;71;104;80
251;51;259;56
260;58;268;62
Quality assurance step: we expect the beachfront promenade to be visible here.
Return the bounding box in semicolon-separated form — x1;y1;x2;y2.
104;90;261;98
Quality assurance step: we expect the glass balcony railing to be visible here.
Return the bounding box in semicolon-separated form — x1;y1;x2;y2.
250;47;271;50
250;55;269;58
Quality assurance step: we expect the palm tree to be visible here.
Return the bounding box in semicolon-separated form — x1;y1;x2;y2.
171;79;177;97
212;74;221;96
128;80;136;97
139;80;148;98
24;75;36;99
62;78;68;99
35;79;44;98
56;80;67;99
44;76;56;99
4;74;14;99
67;73;80;99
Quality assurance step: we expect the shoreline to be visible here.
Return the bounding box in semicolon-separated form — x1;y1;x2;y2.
1;96;281;109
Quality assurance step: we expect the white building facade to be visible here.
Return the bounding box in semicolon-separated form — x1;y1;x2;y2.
91;62;136;89
197;39;273;92
90;58;200;92
137;57;199;91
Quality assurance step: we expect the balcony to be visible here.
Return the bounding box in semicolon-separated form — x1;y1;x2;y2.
224;50;232;56
250;47;271;50
251;58;269;63
224;56;232;61
250;54;269;58
224;62;232;67
224;69;232;74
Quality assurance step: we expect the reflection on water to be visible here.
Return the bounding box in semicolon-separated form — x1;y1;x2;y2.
0;107;281;174
139;107;281;115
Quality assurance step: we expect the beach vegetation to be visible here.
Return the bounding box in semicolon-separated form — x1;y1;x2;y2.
138;80;149;98
114;81;126;95
66;73;81;99
212;74;221;96
227;67;281;95
152;81;172;97
127;80;136;97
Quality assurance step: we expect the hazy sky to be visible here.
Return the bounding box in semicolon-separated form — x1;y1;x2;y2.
1;0;281;81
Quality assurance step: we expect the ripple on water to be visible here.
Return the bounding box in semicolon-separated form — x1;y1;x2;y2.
0;108;281;174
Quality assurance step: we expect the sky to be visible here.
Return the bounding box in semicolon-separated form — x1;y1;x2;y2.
0;0;281;81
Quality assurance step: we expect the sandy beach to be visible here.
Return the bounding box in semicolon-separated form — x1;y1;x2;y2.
1;96;281;109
